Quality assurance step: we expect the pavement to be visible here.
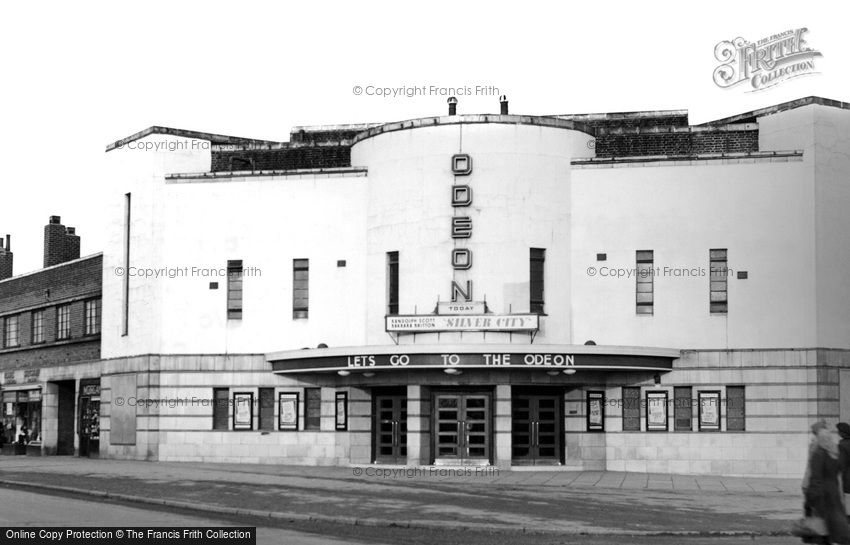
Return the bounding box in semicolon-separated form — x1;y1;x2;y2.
0;457;805;537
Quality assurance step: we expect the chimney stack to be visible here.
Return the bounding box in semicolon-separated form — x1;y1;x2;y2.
43;216;81;267
0;234;12;280
447;96;458;116
499;95;509;115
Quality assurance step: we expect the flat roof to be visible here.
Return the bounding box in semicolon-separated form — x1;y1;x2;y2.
702;96;850;126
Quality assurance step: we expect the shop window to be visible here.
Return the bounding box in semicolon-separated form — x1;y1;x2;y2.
530;248;545;314
3;390;42;446
212;388;229;430
710;249;728;314
304;388;321;430
227;260;243;320
673;386;692;431
31;310;45;344
636;250;654;315
3;315;19;348
621;387;641;431
293;259;309;319
387;251;399;316
258;388;275;431
85;298;101;335
56;304;71;340
726;385;745;431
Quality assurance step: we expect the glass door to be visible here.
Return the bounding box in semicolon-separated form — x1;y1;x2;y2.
512;394;562;465
374;395;407;463
433;393;491;465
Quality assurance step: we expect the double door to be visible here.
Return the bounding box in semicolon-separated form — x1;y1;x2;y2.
512;394;562;465
433;393;491;465
374;394;407;464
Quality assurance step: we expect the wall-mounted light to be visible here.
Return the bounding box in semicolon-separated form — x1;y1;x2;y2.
337;370;351;377
546;370;561;376
362;372;375;378
563;368;577;375
444;368;462;375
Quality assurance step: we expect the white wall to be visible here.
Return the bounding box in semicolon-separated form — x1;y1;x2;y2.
571;158;816;349
352;122;592;346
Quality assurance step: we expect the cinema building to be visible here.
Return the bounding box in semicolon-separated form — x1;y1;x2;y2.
68;95;846;476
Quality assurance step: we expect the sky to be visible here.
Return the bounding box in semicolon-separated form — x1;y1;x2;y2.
1;0;847;274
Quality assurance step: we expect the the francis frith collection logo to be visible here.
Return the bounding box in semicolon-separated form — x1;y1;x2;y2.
713;28;822;92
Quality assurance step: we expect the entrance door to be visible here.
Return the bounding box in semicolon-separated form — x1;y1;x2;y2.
56;381;75;455
433;393;491;465
512;394;562;465
374;395;407;463
79;396;100;458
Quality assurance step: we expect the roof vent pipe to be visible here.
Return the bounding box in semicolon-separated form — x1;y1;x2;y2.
499;95;508;115
447;97;458;116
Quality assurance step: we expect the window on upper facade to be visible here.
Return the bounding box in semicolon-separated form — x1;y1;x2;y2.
4;315;19;348
293;259;309;319
710;249;728;314
31;310;44;344
57;304;71;340
85;298;101;336
530;248;545;314
227;260;243;320
387;251;399;316
636;250;654;315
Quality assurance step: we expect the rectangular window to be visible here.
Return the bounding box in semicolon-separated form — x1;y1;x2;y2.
304;387;321;430
622;387;641;431
31;310;44;344
726;385;745;431
530;248;545;314
212;388;229;430
57;304;71;340
258;388;275;431
293;259;309;319
636;250;654;315
84;298;101;336
335;391;348;431
586;391;604;432
387;251;399;316
122;192;131;336
4;315;19;348
227;260;243;320
673;386;692;431
710;249;728;314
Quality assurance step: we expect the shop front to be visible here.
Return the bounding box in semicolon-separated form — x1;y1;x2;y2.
2;387;42;456
78;379;101;457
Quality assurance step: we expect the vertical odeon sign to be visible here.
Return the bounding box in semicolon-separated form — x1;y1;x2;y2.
451;154;473;301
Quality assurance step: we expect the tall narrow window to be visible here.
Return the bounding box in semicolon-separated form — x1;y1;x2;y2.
212;388;229;430
726;385;745;431
387;251;399;316
122;192;131;336
57;304;71;340
227;260;243;320
31;310;44;344
85;298;101;335
293;259;309;319
304;388;321;430
530;248;545;314
710;249;728;314
4;315;19;348
622;387;641;431
636;250;654;315
673;386;692;431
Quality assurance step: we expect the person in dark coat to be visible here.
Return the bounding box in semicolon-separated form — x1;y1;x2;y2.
804;422;850;544
837;423;850;517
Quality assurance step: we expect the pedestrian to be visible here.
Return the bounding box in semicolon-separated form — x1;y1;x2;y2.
837;423;850;518
797;421;850;544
